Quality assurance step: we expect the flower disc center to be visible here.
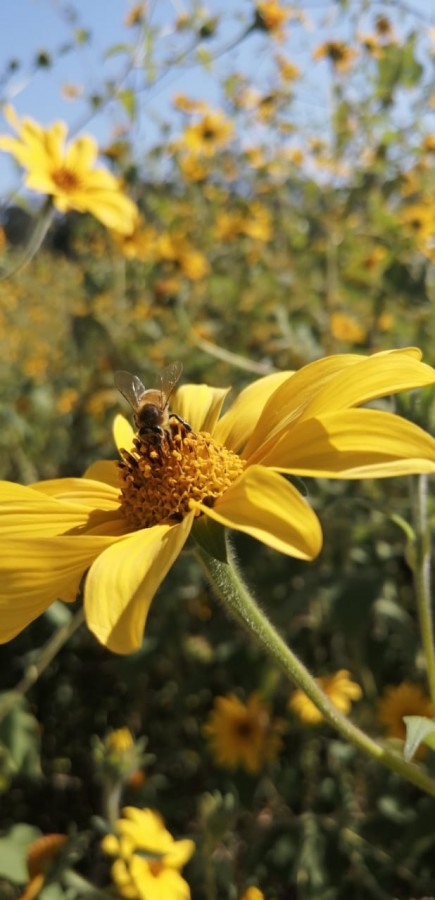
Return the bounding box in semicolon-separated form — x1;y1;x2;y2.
51;166;80;191
118;422;245;529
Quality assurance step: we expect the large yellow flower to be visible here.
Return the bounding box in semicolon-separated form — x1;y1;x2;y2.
2;349;435;654
102;807;194;900
203;692;286;773
0;106;138;234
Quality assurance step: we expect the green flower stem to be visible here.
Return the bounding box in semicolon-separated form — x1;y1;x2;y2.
195;541;435;798
0;606;85;725
410;474;435;705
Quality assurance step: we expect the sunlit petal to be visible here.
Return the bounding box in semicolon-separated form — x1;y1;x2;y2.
259;409;435;477
193;466;322;559
113;414;135;453
65;134;98;172
0;534;118;643
244;349;434;461
85;514;194;654
214;370;293;452
0;482;98;535
173;384;230;433
298;350;435;419
32;476;120;509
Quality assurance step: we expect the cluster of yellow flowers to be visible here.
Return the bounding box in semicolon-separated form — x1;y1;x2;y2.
102;807;195;900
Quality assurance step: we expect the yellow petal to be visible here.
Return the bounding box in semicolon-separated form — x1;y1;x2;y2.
298;350;435;420
64;134;98;172
243;349;427;460
0;482;101;535
193;466;322;559
259;409;435;477
0;534;118;642
82;460;121;489
113;413;135;453
85;514;194;654
42;121;68;167
214;370;293;452
32;476;120;509
173;384;230;433
3;104;21;131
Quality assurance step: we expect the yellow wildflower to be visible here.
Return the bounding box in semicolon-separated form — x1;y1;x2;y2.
254;1;290;41
0;106;137;234
156;232;209;280
204;693;286;773
180;110;234;157
102;807;194;900
289;670;363;725
313;41;358;73
275;54;300;81
378;683;435;744
112;216;157;261
330;312;366;344
2;350;435;653
172;94;207;114
124;3;147;27
241;889;264;900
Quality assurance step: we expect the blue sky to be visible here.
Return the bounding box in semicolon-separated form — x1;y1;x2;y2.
1;0;434;196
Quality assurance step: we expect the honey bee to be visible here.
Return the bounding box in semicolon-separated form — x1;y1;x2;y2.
114;361;191;442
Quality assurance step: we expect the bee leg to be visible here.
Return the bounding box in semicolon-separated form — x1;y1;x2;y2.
171;414;192;432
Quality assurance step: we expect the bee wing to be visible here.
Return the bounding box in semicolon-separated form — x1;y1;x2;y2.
158;361;183;406
114;370;147;410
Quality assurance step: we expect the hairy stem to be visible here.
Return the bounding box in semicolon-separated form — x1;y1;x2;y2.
410;474;435;704
195;540;435;798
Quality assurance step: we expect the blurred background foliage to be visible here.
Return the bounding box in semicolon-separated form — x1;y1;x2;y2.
2;1;435;898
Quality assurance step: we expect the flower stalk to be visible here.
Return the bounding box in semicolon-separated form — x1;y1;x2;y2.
0;606;85;725
410;474;435;705
195;538;435;798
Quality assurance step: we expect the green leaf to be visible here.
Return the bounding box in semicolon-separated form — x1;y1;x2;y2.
0;823;40;882
0;694;41;780
104;43;131;59
118;89;137;120
403;715;435;761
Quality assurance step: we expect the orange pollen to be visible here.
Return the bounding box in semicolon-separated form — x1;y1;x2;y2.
51;166;80;191
118;421;245;529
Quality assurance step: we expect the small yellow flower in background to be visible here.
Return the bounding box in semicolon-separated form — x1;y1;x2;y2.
155;232;210;280
102;807;194;900
422;134;435;152
0;106;138;234
254;0;290;41
2;350;435;654
204;692;286;773
172;94;207;114
124;2;147;27
275;54;301;82
313;41;358;73
179;109;234;157
178;153;209;182
107;727;135;753
112;216;157;261
289;670;363;725
378;683;435;746
330;312;367;344
240;888;264;900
